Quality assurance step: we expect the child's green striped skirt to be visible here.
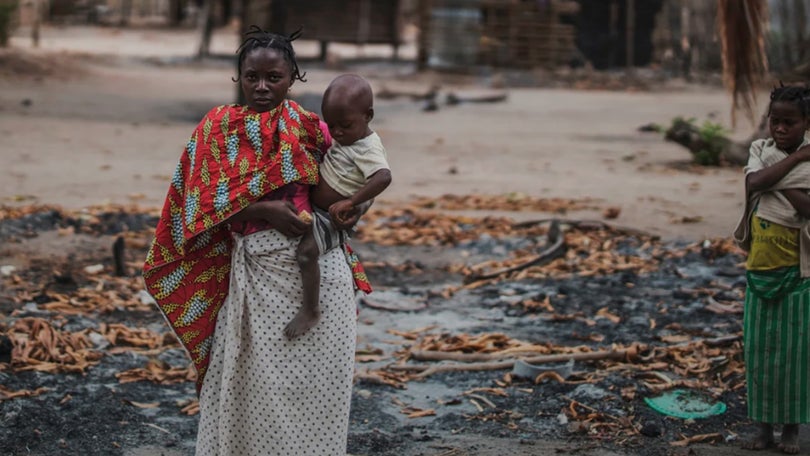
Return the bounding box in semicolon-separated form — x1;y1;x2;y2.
744;267;810;423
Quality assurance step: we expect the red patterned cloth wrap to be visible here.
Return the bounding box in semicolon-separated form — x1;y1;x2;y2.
142;101;372;393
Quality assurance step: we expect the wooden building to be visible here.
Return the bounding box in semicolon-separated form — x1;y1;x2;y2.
241;0;405;60
417;0;580;70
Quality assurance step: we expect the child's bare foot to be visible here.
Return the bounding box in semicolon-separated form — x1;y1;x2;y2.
742;423;774;450
778;424;800;454
284;307;321;339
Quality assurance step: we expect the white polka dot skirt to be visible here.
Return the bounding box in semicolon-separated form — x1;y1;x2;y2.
196;229;357;456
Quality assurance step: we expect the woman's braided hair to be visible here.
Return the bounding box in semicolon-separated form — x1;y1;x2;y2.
769;83;810;117
234;26;306;83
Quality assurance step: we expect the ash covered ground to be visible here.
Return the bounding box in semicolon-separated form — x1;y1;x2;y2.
0;203;770;456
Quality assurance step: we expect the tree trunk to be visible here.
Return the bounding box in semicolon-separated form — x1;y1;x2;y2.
235;0;250;105
219;0;232;25
120;0;132;26
608;0;618;68
779;0;793;68
795;0;807;62
664;118;756;166
196;0;215;58
625;0;635;71
416;0;430;70
169;0;184;25
31;0;40;47
679;0;691;80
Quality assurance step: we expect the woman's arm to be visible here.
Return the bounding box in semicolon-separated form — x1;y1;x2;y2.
229;200;310;237
747;146;810;192
782;189;810;218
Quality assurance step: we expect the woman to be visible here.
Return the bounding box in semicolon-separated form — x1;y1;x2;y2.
143;28;368;455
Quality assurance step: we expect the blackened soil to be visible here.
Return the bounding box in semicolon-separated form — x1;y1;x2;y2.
0;209;756;456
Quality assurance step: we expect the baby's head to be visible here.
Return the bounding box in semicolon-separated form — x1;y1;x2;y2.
321;74;374;146
768;83;810;153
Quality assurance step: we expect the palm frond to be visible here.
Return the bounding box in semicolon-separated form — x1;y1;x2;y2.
717;0;769;127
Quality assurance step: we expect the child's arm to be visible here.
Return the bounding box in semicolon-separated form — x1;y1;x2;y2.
747;145;810;192
782;189;810;218
329;169;392;224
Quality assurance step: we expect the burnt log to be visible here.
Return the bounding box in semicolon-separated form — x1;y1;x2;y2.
664;118;762;166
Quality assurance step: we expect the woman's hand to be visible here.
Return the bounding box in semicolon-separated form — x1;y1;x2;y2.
250;200;310;237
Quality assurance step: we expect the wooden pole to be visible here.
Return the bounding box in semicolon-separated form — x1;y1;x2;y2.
169;0;183;26
120;0;132;26
795;0;807;62
626;0;635;72
779;0;793;68
416;0;430;70
236;0;251;105
680;0;691;80
31;0;40;48
196;0;215;58
392;0;403;61
609;0;618;67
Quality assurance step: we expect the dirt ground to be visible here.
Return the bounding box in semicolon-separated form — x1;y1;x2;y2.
0;25;798;456
2;25;759;241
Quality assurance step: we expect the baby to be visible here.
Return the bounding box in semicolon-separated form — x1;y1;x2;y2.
285;74;392;339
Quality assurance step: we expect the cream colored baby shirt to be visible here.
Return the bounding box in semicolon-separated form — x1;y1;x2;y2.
320;132;389;198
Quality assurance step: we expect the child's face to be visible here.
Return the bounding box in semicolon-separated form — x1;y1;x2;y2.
769;101;809;152
240;48;293;113
321;101;371;147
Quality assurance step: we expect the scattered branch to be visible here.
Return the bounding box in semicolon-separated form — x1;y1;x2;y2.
466;220;565;283
391;345;641;379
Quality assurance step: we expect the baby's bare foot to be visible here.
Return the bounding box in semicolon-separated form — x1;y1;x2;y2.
742;423;774;451
284;307;321;339
778;424;800;454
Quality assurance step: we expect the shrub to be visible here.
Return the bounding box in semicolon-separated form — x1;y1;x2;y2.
666;117;728;166
694;120;728;166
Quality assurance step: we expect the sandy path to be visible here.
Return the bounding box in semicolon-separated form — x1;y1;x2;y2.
1;25;756;242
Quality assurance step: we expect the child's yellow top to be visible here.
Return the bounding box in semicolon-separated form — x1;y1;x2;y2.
747;214;800;270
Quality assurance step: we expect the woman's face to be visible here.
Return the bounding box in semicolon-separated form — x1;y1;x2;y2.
769;101;809;152
240;47;293;112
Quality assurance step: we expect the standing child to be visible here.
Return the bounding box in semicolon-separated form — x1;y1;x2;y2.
284;74;392;339
734;85;810;454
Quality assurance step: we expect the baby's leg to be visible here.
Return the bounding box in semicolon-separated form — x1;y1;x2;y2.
741;422;774;450
284;231;321;339
779;424;800;454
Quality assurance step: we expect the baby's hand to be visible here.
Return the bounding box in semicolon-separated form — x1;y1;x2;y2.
329;199;355;224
